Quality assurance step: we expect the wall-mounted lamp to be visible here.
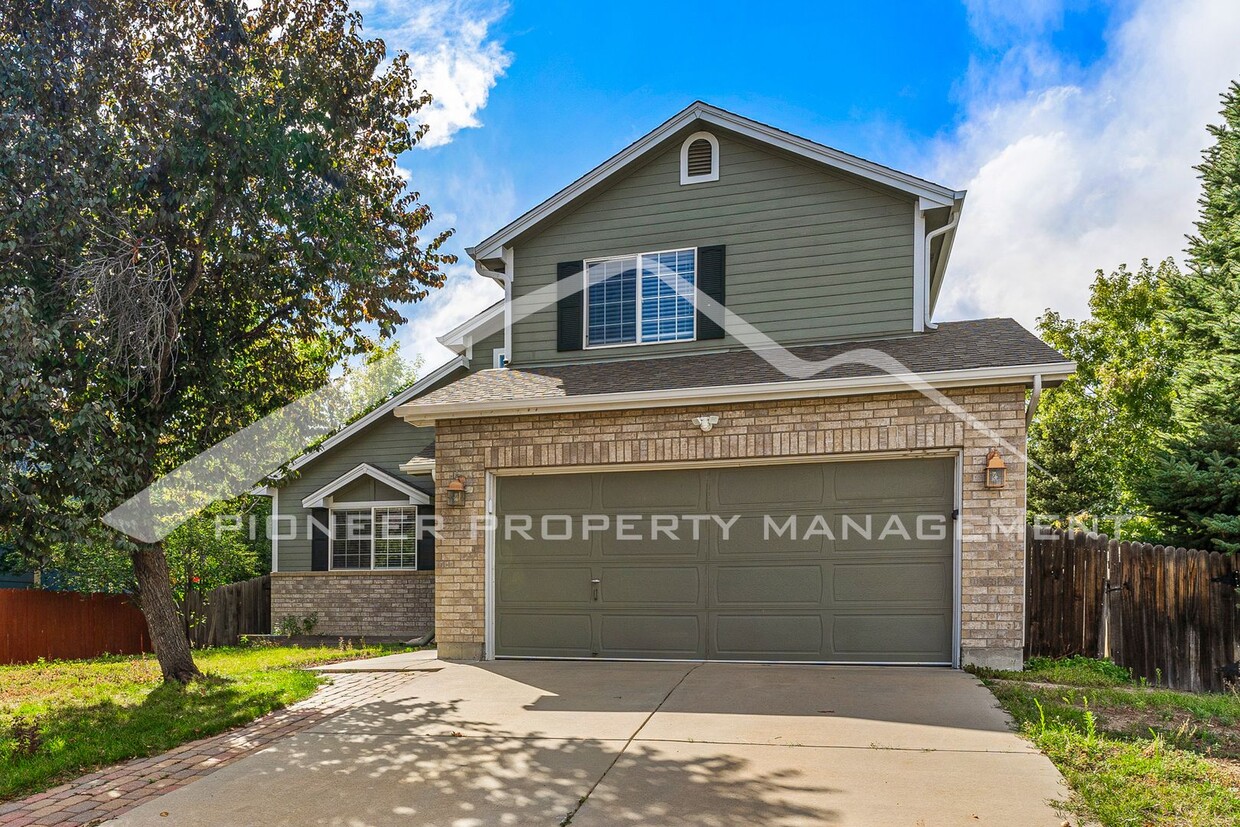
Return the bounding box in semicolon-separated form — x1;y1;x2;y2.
984;448;1007;489
444;476;467;506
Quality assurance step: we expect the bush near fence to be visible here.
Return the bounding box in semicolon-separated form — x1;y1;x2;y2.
1026;527;1240;692
0;590;150;665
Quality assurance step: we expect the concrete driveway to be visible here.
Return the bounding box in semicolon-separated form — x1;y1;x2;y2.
106;659;1070;826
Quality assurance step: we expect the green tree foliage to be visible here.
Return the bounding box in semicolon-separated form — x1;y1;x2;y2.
1165;82;1240;426
1140;424;1240;552
1140;82;1240;550
0;0;451;680
164;497;272;600
1029;260;1179;534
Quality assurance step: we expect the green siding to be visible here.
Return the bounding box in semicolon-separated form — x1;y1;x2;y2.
273;328;504;572
511;128;916;366
275;412;435;572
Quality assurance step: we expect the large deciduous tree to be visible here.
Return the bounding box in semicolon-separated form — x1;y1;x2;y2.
1029;260;1179;535
0;0;452;681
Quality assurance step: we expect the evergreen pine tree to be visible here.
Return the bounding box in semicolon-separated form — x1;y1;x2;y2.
1141;82;1240;549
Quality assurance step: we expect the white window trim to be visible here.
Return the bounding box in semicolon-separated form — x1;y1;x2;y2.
583;247;698;350
680;131;720;185
493;347;509;369
328;503;419;572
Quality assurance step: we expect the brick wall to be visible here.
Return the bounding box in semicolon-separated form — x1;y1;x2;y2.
270;571;434;638
433;386;1027;668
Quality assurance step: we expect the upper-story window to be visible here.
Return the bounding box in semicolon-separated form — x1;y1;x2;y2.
680;131;719;184
586;248;696;347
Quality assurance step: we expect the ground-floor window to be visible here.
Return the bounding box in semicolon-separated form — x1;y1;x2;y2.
330;506;417;570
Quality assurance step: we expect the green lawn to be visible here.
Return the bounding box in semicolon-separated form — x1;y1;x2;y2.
974;656;1240;826
0;643;407;802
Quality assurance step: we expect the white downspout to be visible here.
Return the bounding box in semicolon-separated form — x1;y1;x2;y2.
502;246;514;363
922;209;960;330
1025;373;1043;428
473;247;514;366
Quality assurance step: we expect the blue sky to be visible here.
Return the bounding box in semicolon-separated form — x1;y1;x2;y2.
354;0;1240;368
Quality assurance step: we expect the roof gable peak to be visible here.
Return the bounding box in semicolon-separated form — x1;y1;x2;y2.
471;101;964;261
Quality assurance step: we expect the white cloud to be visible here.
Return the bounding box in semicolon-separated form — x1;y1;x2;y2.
354;0;511;148
399;264;503;371
931;0;1240;327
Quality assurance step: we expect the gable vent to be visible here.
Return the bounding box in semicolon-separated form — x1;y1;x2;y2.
680;131;720;184
686;139;713;176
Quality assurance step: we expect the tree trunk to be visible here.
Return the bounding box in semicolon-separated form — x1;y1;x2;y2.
132;543;202;683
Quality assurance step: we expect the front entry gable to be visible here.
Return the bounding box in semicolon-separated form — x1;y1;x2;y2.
300;462;432;509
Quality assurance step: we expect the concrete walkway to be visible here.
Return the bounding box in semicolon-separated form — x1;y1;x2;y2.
100;658;1072;827
0;672;412;827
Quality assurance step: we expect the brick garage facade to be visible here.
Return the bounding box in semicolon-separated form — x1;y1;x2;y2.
432;385;1027;669
271;571;434;637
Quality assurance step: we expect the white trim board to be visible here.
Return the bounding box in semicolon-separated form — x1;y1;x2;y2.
472;101;964;261
437;301;505;354
301;462;432;509
397;361;1076;426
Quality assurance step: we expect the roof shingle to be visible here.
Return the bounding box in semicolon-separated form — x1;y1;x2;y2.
405;319;1069;410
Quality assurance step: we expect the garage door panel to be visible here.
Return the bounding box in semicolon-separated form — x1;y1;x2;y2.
832;613;952;659
833;457;953;503
713;615;824;658
498;566;593;606
831;561;950;604
498;539;594;562
599;517;706;557
600;614;701;656
601;566;702;606
713;565;823;605
714;464;826;507
832;510;952;552
717;514;832;556
498;475;595;511
498;516;594;560
600;469;703;509
498;612;594;656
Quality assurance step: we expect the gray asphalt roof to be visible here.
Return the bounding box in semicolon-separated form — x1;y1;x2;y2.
403;318;1070;408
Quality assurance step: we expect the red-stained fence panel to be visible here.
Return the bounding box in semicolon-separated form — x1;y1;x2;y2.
0;590;150;664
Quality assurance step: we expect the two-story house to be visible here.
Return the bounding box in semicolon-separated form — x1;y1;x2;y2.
263;102;1074;671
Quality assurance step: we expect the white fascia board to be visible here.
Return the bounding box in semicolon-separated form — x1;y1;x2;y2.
437;302;505;353
471;102;960;260
928;192;967;315
284;356;467;474
397;361;1076;427
300;462;432;510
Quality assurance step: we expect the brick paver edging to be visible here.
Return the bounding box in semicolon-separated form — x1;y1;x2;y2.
0;671;412;827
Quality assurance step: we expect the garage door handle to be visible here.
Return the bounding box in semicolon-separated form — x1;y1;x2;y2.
591;578;601;601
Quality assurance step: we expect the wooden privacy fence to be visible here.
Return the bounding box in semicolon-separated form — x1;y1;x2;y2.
0;590;150;665
181;575;271;648
1026;528;1240;692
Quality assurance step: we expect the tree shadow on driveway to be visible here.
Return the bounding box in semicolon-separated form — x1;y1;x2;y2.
111;695;841;826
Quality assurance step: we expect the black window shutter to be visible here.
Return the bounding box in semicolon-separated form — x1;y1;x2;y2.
557;260;584;352
310;508;329;571
697;245;726;340
417;506;435;571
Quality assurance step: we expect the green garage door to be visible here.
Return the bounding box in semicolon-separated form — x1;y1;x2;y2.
494;457;956;663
